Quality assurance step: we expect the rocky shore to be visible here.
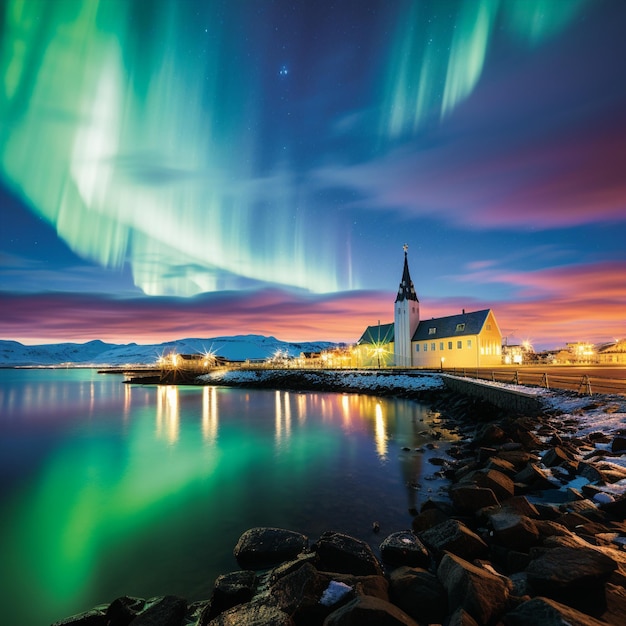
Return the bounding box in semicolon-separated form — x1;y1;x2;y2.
53;378;626;625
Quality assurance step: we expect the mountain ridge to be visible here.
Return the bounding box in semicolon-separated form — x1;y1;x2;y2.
0;335;338;367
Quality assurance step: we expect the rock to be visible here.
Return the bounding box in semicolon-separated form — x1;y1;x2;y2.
437;552;512;624
323;595;419;625
600;493;626;519
314;531;383;576
450;485;500;513
496;450;538;470
379;531;430;568
514;463;556;490
577;462;605;484
501;496;540;519
419;519;488;561
446;606;480;626
203;571;257;621
503;596;606;626
604;583;626;625
234;527;307;569
208;602;293;626
388;566;448;624
51;609;107;626
267;562;350;623
129;596;187;626
462;468;515;501
514;427;544;451
489;512;540;552
106;597;146;626
475;424;506;445
541;447;571;468
526;546;617;614
411;507;448;532
611;436;626;453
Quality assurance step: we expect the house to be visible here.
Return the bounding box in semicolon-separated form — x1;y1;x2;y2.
356;247;503;368
597;339;626;364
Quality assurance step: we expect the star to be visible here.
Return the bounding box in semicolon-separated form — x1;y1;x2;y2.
279;65;288;77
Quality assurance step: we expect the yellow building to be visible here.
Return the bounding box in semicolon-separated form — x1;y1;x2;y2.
356;248;503;369
597;339;626;364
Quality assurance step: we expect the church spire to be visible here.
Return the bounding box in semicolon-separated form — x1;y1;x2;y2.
395;244;418;303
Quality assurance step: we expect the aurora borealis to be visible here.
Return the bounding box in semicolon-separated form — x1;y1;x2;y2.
1;0;625;348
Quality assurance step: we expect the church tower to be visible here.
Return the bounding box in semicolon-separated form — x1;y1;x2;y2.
394;245;420;367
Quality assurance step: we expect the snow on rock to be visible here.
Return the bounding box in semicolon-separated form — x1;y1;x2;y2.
200;369;444;392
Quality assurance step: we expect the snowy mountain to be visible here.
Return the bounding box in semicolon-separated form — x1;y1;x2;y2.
0;336;337;367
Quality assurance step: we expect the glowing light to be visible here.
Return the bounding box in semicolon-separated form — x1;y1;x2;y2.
0;0;345;297
381;0;588;138
374;403;387;460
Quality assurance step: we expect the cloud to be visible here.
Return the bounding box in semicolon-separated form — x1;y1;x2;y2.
1;259;623;349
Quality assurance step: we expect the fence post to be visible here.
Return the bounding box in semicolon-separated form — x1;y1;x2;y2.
513;371;519;385
541;373;549;390
578;375;592;396
491;371;495;382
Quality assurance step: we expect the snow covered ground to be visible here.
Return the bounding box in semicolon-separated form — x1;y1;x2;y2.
200;368;444;392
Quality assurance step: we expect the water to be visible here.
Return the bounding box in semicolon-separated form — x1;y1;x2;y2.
0;369;453;625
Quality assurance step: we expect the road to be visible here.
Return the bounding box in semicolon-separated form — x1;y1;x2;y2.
444;364;626;396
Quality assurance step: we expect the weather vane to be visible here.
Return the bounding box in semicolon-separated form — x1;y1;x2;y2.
403;243;408;254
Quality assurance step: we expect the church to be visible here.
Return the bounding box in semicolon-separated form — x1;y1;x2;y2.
355;247;503;369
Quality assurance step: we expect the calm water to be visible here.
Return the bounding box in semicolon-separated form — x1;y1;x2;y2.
0;369;452;625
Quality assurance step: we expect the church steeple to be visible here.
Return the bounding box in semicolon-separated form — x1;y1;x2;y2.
394;244;420;367
395;244;418;303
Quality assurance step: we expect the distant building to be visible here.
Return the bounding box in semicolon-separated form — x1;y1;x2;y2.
597;339;626;364
356;247;502;368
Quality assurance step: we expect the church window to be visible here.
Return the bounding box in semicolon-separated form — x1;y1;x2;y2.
439;342;444;350
431;343;436;351
428;327;436;335
457;341;462;349
486;324;492;330
415;344;420;352
448;341;452;349
423;343;428;351
455;323;465;332
467;339;472;348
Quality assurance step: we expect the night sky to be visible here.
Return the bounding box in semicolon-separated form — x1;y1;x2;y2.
1;0;624;349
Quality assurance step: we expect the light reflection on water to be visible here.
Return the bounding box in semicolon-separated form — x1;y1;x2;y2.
0;369;453;626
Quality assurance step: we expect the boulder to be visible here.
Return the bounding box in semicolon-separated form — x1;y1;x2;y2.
234;527;307;569
462;469;515;501
526;546;617;613
313;531;383;576
129;596;187;626
323;595;419;625
207;602;293;626
437;553;512;624
379;531;430;568
203;571;257;621
411;507;448;532
420;519;488;562
503;596;606;626
450;485;500;513
388;566;447;624
611;436;626;453
105;597;146;626
489;512;540;552
514;463;556;490
541;447;571;468
446;607;480;626
51;609;106;626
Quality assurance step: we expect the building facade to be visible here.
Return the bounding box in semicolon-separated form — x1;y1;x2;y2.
356;248;503;369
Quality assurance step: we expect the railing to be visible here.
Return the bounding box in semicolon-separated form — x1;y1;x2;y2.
445;368;626;396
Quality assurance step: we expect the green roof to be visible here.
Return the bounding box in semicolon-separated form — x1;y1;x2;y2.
357;322;394;345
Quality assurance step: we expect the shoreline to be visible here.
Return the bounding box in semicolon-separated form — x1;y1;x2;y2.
53;374;626;625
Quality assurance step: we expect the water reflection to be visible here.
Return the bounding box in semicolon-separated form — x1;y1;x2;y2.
374;403;388;461
274;390;292;446
202;386;218;443
156;385;179;443
0;370;454;626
